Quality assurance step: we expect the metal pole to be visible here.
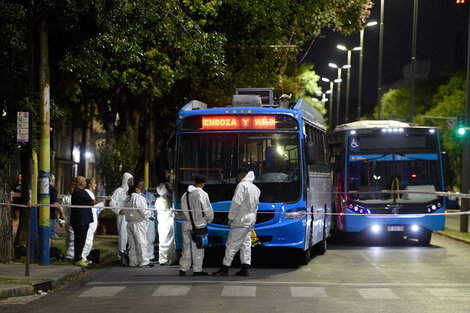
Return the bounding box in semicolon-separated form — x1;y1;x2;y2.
25;112;32;276
410;0;418;122
345;50;352;123
38;20;50;265
377;0;385;119
358;29;364;120
329;81;334;130
336;68;342;127
460;2;470;233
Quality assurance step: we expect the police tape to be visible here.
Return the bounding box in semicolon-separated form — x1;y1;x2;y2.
1;203;469;218
1;190;469;217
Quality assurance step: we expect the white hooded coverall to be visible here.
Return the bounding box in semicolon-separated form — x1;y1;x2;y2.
179;185;214;273
124;192;153;266
155;183;175;264
82;189;99;261
223;171;260;266
110;173;133;254
143;190;156;260
62;193;74;260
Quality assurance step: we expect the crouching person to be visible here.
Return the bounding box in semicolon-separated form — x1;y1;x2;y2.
124;183;153;267
179;175;213;276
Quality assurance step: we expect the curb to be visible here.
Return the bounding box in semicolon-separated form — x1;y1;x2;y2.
435;231;470;245
0;251;116;300
0;285;34;300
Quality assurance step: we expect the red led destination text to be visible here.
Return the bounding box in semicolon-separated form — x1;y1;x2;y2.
201;116;276;130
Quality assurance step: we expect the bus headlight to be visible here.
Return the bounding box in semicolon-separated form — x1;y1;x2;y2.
285;210;306;220
348;203;369;215
426;203;439;212
174;210;185;220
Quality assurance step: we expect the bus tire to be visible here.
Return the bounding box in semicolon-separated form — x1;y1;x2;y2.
313;234;327;255
299;247;311;265
313;221;327;255
418;229;432;246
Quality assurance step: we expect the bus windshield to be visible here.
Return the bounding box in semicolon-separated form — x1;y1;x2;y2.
176;133;301;203
348;153;442;203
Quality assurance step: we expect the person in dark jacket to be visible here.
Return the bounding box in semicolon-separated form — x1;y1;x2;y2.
71;176;95;267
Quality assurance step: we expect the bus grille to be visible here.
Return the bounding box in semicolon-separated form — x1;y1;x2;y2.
211;211;275;225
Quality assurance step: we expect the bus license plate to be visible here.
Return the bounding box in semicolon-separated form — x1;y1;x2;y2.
387;226;404;232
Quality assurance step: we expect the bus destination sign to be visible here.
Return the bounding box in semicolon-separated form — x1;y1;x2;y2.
201;116;276;130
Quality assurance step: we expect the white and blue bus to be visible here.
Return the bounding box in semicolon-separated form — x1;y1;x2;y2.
328;120;445;245
172;89;332;264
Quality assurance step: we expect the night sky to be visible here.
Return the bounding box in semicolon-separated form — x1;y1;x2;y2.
304;0;468;120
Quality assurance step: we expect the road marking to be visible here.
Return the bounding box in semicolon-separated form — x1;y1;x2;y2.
426;288;466;297
358;288;398;299
153;285;191;297
290;286;327;298
221;286;256;297
79;286;125;297
88;281;470;287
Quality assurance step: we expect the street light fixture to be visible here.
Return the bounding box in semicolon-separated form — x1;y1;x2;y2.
321;77;335;129
358;20;377;120
329;63;348;127
336;45;361;123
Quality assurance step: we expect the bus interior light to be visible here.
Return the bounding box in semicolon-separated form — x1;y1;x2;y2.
350;130;357;135
372;225;380;233
411;225;419;232
429;129;435;134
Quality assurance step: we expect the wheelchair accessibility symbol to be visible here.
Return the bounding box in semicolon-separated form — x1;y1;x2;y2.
350;138;360;152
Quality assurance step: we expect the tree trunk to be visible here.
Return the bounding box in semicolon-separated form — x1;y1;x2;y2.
0;168;14;263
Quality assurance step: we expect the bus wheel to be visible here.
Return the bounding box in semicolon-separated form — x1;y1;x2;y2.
299;247;311;265
418;229;432;246
313;234;327;255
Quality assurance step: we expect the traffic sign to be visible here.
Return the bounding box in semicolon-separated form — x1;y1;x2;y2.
17;112;29;142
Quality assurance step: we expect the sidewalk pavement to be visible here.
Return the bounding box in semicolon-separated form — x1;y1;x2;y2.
0;235;118;300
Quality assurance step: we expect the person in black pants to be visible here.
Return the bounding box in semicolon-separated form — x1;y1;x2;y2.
71;176;95;267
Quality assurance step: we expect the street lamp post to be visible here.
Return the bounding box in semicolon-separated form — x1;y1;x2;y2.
358;21;377;120
410;0;419;122
337;45;361;123
321;77;334;129
329;63;347;127
377;0;385;119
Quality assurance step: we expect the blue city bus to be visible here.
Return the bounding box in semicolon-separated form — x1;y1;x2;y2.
328;120;445;245
172;89;332;264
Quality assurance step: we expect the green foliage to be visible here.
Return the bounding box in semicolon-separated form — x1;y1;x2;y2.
96;127;142;191
375;88;411;121
421;72;466;187
281;63;326;115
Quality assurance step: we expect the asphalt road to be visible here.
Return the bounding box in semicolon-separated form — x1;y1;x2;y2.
2;234;470;313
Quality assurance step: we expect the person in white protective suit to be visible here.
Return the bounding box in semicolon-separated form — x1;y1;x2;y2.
179;175;214;276
124;183;154;267
155;183;176;265
137;179;157;262
62;183;75;261
110;173;133;260
213;168;260;277
82;178;102;263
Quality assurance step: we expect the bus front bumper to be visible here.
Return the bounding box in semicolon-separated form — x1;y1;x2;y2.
174;218;307;250
341;208;445;233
